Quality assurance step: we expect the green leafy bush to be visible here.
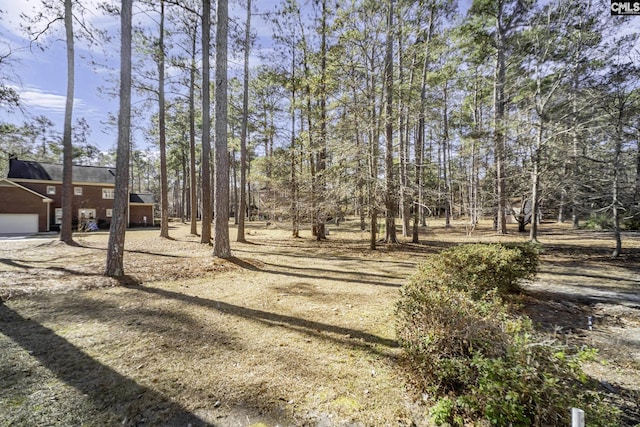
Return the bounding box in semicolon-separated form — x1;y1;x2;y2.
411;243;538;298
396;243;619;426
582;214;613;230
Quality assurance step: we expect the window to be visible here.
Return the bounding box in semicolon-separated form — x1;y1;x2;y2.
102;188;115;199
74;187;83;196
47;186;56;195
106;209;113;218
78;209;96;220
55;208;62;225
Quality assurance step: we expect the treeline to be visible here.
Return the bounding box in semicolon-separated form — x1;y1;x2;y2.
1;0;639;254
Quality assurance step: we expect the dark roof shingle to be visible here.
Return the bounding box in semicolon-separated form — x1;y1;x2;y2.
130;193;155;204
8;158;117;184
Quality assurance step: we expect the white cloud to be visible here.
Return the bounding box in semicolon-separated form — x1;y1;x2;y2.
0;0;35;35
0;0;118;40
18;86;85;114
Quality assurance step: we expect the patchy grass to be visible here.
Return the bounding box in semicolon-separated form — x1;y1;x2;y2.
0;219;639;426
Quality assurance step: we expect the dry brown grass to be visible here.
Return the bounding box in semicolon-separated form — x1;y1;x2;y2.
1;219;639;426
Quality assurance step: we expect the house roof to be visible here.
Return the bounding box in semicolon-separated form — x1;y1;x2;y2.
130;193;155;204
8;158;117;184
0;178;53;202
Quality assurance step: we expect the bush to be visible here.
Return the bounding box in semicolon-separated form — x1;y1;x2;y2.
411;243;538;298
396;243;619;426
622;210;640;231
582;214;613;230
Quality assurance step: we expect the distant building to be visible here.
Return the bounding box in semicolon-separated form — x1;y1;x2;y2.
0;157;154;234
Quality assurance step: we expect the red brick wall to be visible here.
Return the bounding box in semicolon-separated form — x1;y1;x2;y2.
6;180;155;229
14;181;115;225
0;185;49;231
129;205;153;227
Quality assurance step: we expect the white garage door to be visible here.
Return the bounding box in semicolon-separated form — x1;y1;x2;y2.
0;214;39;234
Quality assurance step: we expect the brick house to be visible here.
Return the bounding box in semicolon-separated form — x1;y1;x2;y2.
0;158;155;234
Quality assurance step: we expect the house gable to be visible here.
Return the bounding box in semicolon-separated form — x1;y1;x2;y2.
0;179;52;232
0;179;53;203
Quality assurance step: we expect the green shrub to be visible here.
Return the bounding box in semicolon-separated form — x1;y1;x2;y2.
582;214;613;230
622;210;640;231
411;243;538;298
396;243;619;426
581;211;640;231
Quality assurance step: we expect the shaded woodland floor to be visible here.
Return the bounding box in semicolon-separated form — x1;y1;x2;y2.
0;219;638;426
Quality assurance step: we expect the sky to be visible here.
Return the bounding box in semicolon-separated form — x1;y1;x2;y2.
0;0;121;151
0;1;637;155
0;0;279;153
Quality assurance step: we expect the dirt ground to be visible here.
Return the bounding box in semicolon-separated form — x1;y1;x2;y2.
0;219;638;426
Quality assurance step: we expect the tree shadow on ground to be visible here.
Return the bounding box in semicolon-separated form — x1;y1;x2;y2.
225;256;403;288
0;302;213;426
123;283;399;358
0;258;33;270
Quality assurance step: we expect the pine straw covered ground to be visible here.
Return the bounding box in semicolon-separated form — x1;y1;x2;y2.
0;220;639;426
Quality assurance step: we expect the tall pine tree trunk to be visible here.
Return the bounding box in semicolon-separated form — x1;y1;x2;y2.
290;44;300;238
60;0;74;244
443;81;451;229
384;0;397;244
200;0;212;244
159;0;169;239
213;0;231;258
189;18;198;235
493;29;508;234
315;0;328;241
237;0;251;243
106;0;132;277
612;120;623;258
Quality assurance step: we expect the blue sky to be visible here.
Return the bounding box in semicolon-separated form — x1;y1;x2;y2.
0;0;278;153
2;1;635;155
0;0;125;151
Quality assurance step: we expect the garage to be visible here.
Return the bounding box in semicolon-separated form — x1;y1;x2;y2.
0;214;39;234
0;179;52;233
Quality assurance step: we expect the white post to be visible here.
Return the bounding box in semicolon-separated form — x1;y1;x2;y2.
572;408;585;427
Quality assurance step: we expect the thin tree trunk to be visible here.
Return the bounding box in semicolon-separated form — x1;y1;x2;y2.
189;17;198;235
443;81;451;229
494;29;508;234
571;72;580;228
315;0;328;241
412;6;433;243
612;121;622;258
529;125;541;243
384;0;397;244
232;149;238;225
159;0;169;238
181;150;187;222
105;0;132;277
60;0;74;244
200;0;212;244
290;44;299;238
237;0;251;242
